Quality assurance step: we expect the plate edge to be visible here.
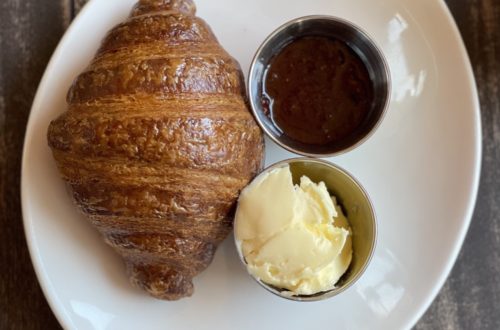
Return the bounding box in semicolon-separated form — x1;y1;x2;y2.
20;0;99;329
405;0;483;328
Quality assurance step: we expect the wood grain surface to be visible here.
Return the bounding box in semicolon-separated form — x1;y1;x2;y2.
0;1;69;329
0;0;498;329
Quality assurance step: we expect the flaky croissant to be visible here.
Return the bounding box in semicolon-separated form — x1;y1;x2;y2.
47;0;264;300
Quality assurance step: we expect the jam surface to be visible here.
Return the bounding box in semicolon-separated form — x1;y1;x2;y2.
263;36;374;145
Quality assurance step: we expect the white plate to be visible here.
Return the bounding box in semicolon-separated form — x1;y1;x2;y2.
21;0;481;329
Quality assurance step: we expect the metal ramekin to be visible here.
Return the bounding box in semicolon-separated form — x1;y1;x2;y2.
248;16;391;157
234;158;377;301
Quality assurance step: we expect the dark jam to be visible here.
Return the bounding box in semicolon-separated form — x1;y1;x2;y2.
262;36;374;146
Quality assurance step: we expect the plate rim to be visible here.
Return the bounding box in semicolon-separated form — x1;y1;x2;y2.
20;0;482;329
403;0;482;327
21;1;103;328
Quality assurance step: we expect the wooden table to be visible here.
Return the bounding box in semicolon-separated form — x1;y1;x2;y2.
0;0;498;329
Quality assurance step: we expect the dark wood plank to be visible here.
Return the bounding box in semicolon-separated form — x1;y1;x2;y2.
416;0;500;329
0;0;70;329
72;0;88;16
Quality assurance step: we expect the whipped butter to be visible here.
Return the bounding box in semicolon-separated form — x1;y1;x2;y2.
234;165;352;295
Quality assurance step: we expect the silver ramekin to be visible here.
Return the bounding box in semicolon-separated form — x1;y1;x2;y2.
234;158;377;301
247;15;391;157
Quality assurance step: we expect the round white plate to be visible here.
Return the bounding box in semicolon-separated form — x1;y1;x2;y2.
21;0;481;329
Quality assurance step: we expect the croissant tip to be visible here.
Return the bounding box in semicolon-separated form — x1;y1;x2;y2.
128;263;194;300
131;0;196;17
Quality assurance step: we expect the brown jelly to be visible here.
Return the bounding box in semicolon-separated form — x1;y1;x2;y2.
262;36;374;146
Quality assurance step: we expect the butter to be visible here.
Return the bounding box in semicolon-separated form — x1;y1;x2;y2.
235;165;352;295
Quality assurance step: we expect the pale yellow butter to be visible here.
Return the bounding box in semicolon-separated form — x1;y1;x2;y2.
235;165;352;295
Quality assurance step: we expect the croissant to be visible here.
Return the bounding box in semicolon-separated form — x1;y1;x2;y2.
47;0;264;300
